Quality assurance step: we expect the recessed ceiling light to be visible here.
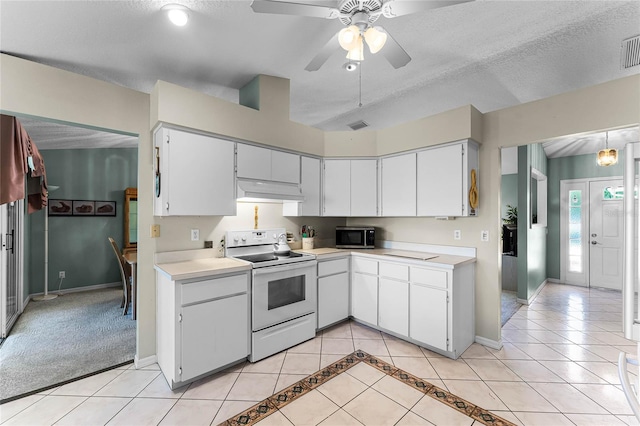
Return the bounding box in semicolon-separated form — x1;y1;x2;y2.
343;62;359;71
163;4;189;27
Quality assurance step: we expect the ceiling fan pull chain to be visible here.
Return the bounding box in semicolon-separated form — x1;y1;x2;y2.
359;62;363;107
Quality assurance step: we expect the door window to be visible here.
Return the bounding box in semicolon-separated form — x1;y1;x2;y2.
568;190;583;273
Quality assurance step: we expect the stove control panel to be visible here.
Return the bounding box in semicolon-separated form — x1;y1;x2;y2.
225;228;287;248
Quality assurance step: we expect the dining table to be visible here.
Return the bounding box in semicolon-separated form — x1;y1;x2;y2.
123;251;137;320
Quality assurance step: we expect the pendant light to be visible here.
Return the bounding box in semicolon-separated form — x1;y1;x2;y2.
597;131;618;166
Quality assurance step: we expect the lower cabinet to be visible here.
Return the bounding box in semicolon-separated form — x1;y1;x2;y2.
317;257;350;329
351;272;378;326
156;271;250;389
378;277;409;336
409;284;447;351
350;254;475;359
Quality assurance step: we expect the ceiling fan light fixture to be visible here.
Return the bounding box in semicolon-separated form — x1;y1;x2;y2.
346;36;364;61
364;26;387;53
163;4;189;26
597;131;618;166
339;25;361;51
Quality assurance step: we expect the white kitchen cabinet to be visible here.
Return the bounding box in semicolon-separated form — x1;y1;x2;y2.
381;153;417;216
237;144;271;181
350;253;475;359
237;143;300;184
323;160;351;216
317;256;350;329
156;271;250;389
323;159;377;217
378;277;409;336
283;156;321;216
153;126;236;216
351;272;378;326
417;140;479;217
350;159;378;216
410;283;448;351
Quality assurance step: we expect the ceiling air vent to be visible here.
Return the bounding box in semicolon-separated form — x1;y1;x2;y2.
621;35;640;69
347;120;369;131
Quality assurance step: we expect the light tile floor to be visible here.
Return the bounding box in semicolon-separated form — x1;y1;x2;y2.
1;283;637;425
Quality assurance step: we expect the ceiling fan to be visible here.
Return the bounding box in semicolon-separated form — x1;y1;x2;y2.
250;0;473;71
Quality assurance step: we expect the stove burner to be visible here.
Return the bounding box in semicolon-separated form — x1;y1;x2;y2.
236;252;304;264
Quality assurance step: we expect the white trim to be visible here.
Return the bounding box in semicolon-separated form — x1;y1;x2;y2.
517;279;548;305
546;278;562;284
379;240;476;257
29;281;120;298
475;336;502;350
134;354;158;369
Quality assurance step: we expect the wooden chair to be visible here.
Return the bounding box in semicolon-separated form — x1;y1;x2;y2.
108;237;132;316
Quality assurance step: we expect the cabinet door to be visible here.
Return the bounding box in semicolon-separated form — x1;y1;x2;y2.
351;159;378;217
282;156;321;217
351;272;377;325
271;151;300;184
417;144;463;216
381;153;416;216
317;272;349;329
166;129;236;216
378;278;408;336
237;144;271;181
323;160;351;216
181;294;248;382
410;284;448;351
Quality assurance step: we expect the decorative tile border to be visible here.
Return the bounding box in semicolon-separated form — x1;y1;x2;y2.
220;350;516;426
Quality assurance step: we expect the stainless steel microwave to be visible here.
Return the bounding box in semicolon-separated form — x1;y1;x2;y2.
336;226;375;249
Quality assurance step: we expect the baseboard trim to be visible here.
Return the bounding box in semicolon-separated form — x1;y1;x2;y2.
29;282;120;299
135;354;157;369
547;278;562;284
475;336;502;350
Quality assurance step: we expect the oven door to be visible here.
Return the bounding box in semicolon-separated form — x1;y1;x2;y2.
252;260;317;331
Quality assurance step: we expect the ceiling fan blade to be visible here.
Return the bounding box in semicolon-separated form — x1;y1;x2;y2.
250;1;339;19
305;32;340;71
379;29;411;69
383;0;474;18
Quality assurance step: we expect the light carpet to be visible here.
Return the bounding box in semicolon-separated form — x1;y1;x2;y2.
501;291;520;326
0;288;136;403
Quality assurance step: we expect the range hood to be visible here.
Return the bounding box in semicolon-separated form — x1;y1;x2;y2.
237;179;304;202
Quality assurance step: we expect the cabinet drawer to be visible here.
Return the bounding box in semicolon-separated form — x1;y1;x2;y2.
379;262;409;281
182;274;248;305
318;257;349;277
410;267;448;289
352;257;378;275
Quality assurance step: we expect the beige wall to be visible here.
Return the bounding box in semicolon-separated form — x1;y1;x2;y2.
0;54;155;357
3;51;638;357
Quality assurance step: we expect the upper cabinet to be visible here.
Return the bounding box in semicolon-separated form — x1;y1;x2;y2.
323;159;377;217
154;126;236;216
381;153;417;216
283;156;321;217
417;140;479;217
237;143;300;184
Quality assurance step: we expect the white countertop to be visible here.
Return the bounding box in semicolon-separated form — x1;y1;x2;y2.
155;257;251;281
155;244;475;282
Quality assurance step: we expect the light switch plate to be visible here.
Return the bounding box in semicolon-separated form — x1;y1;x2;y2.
454;230;461;240
151;224;160;238
191;229;200;241
481;230;489;242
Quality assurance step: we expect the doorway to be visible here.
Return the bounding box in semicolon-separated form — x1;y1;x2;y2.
560;177;624;289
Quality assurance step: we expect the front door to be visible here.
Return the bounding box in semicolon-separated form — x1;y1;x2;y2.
1;201;21;338
589;179;624;290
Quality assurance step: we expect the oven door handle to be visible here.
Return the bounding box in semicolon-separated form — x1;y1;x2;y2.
253;260;317;276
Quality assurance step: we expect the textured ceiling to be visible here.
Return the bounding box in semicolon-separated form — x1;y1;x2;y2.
2;0;639;151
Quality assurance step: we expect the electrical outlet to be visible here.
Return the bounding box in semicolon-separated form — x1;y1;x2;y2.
481;230;489;242
59;271;65;279
454;230;461;240
151;224;160;238
191;229;200;241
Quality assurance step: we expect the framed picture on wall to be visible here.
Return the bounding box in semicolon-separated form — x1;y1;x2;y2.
95;201;116;216
72;200;95;216
48;199;73;216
